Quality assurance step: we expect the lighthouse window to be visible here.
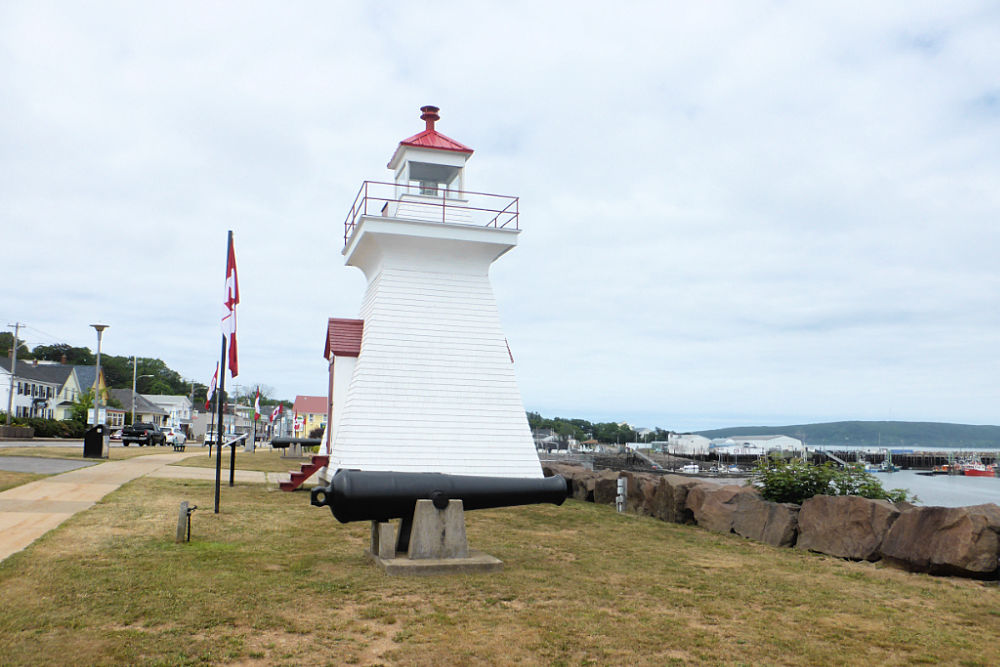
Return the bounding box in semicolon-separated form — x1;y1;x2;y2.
408;161;460;198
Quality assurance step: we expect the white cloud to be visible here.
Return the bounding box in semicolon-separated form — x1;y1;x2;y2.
2;1;998;430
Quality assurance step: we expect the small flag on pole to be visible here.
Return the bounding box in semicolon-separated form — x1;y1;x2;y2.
222;235;240;377
269;404;282;423
253;388;261;421
205;363;219;410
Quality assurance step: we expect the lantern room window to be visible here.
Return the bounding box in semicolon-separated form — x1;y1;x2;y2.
406;161;463;198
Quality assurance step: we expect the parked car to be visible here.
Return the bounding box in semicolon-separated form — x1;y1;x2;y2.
109;429;122;441
162;427;186;446
121;422;167;447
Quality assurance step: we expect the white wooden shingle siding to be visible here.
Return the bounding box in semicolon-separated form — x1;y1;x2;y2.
330;266;542;478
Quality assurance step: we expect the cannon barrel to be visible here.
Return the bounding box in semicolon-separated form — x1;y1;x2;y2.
270;437;322;448
310;470;569;523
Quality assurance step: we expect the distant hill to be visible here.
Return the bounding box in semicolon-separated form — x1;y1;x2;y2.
695;421;1000;450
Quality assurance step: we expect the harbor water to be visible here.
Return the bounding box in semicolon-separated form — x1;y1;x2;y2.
873;469;1000;507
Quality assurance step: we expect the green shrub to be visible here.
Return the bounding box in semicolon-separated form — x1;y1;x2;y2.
750;458;915;505
6;417;86;438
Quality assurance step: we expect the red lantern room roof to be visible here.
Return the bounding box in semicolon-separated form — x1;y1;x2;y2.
388;106;473;168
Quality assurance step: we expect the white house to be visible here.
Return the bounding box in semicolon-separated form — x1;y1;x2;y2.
0;359;75;420
142;394;193;429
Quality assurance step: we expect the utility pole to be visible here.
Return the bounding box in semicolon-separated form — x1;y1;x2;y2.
131;355;137;425
6;322;23;421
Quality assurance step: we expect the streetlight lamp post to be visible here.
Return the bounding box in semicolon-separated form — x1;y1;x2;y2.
90;324;109;458
131;355;153;425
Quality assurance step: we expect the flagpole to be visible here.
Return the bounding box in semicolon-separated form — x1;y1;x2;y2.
251;386;258;455
207;393;216;457
214;333;226;512
214;230;233;514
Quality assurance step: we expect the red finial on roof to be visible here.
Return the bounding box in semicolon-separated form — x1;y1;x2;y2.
388;105;473;168
420;105;440;131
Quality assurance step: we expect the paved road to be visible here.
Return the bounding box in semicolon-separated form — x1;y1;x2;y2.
0;456;98;474
0;439;84;448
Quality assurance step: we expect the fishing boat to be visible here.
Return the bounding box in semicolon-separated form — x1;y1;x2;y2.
679;464;700;474
962;462;997;477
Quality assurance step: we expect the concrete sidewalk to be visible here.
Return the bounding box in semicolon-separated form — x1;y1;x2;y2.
0;452;279;563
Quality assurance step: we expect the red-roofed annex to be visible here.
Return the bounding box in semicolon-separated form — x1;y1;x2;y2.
324;318;363;360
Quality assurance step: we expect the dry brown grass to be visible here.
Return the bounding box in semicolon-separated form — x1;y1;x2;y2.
0;476;997;666
174;448;316;473
0;446;164;461
0;470;45;492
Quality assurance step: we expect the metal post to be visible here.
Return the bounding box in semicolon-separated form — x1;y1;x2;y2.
90;324;108;426
131;355;136;424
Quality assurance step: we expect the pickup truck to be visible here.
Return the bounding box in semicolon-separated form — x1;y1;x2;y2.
122;422;167;447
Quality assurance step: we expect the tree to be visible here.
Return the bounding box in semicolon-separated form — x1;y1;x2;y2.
31;344;93;365
70;388;95;425
0;332;33;360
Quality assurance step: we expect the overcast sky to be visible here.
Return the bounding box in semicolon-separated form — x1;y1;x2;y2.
2;2;998;431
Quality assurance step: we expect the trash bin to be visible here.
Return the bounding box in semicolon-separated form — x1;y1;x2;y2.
83;424;108;459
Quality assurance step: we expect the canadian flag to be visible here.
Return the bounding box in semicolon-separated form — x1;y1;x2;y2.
221;234;240;377
205;363;219;410
253;388;260;421
269;404;282;423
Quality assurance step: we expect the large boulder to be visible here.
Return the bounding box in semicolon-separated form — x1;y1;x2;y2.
685;484;755;534
593;472;622;505
879;504;1000;578
796;495;899;561
622;471;659;516
650;475;704;524
732;493;799;547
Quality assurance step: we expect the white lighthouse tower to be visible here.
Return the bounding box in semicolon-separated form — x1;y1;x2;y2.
325;106;541;479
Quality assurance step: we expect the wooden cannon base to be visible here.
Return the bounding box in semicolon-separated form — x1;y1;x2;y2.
366;499;503;576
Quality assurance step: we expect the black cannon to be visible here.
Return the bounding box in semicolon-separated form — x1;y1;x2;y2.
270;437;322;449
311;469;569;522
311;469;569;552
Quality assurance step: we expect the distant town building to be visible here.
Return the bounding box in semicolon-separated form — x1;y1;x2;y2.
292;395;327;438
110;389;169;426
710;434;804;456
141;394;193;429
666;433;712;455
0;358;79;420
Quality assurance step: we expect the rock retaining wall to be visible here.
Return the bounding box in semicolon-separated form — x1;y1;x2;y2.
542;462;1000;579
0;426;33;440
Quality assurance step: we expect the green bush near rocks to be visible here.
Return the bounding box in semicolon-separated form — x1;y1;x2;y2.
750;458;914;505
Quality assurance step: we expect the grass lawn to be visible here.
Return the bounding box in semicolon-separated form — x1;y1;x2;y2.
173;448;317;473
0;446;166;461
0;470;47;493
0;477;997;666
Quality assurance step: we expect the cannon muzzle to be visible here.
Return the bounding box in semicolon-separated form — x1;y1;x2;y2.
310;469;569;523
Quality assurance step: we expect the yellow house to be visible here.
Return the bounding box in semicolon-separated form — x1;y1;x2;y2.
292;395;327;438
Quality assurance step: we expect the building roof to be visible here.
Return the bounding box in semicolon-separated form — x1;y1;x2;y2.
142;394;192;410
0;358;73;386
387;106;473;169
325;318;363;360
110;388;168;416
72;365;102;391
292;395;327;415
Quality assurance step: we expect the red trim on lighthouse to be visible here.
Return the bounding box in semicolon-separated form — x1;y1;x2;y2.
396;105;474;155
